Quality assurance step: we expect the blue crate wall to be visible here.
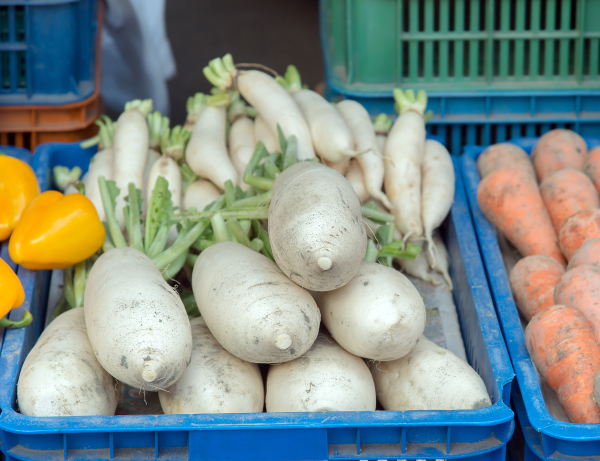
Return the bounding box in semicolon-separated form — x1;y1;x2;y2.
0;142;515;461
460;137;600;461
0;0;99;105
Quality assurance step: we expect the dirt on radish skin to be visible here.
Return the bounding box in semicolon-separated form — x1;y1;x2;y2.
17;308;118;417
84;247;193;390
159;317;264;414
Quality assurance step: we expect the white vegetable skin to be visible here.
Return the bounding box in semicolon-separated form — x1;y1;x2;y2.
292;90;357;163
323;157;350;176
17;308;118;417
384;110;425;240
85;148;113;221
369;336;491;411
112;109;150;228
426;232;453;290
142;149;161;204
266;334;376;412
254;115;279;153
397;245;442;286
237;70;315;160
84;247;193;390
186;105;238;189
159;317;264;414
184;179;222;211
345;160;369;203
336;100;391;208
314;261;426;361
376;134;387;155
421;140;455;260
229;116;256;189
147;155;182;212
269;162;367;291
192;242;320;363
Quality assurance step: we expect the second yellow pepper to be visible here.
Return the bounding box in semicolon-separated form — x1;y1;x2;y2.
0;257;25;319
9;191;105;270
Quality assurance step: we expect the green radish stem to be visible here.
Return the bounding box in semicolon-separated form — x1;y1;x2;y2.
152;219;211;270
282;135;298;170
361;206;395;224
80;115;115;149
227;92;258;122
147;111;170;151
224;180;236;208
161;125;191;161
211;213;232;243
364;240;379;262
163;249;189;280
251;220;274;261
379;240;422;261
186;253;199;267
203;53;236;90
0;312;33;329
232;190;271;208
264;156;281;179
146;223;170;259
243;175;274;190
64;265;76;308
372;114;393;135
144;176;173;253
73;260;87;308
175;207;269;222
250;238;264;253
126;183;144;252
186;93;208;127
180;164;198;194
226;219;251;247
239;220;251;237
98;176;127;248
244;142;269;177
192;239;216;252
124;99;153;116
393;89;428;116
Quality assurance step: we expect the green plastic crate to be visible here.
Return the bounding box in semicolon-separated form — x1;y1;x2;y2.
322;0;600;92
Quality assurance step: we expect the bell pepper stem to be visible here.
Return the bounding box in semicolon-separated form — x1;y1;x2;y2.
98;176;127;248
0;311;33;329
73;261;87;308
152;219;210;270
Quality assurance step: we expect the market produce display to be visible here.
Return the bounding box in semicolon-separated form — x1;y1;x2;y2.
5;54;488;419
477;129;600;424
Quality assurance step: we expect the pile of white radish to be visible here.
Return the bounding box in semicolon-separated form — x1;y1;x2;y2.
20;54;488;419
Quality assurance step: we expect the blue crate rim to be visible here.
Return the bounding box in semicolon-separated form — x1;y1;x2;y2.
459;137;600;442
0;143;513;453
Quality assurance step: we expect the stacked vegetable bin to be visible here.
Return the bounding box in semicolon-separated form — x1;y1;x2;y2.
0;0;101;150
321;0;600;459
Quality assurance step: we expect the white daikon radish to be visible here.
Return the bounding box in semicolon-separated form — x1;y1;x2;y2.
142;149;161;205
336;100;392;208
192;242;320;364
184;179;222;211
254;115;279;153
269;162;367;291
373;114;392;155
421;139;455;261
369;336;491;411
384;90;427;240
345;160;370;203
323;157;351;175
266;334;376;412
203;55;315;160
17;308;118;417
229;117;256;188
112;99;152;229
147;156;182;213
159;317;264;414
84;247;193;390
397;244;442;286
85;148;113;221
186;104;238;189
314;261;426;361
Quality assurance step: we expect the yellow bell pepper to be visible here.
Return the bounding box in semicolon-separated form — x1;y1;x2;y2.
0;155;41;241
0;257;24;318
9;190;105;270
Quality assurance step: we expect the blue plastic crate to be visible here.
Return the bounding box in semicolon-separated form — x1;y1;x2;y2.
0;142;515;461
0;0;99;105
460;137;600;461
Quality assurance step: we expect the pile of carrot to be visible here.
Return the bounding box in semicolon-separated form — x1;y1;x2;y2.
476;130;600;424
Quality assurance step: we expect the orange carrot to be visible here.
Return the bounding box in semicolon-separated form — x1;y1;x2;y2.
568;238;600;270
477;168;566;267
558;209;600;261
525;304;600;424
509;255;565;321
532;129;588;183
554;264;600;345
584;146;600;197
540;169;600;235
476;143;535;180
